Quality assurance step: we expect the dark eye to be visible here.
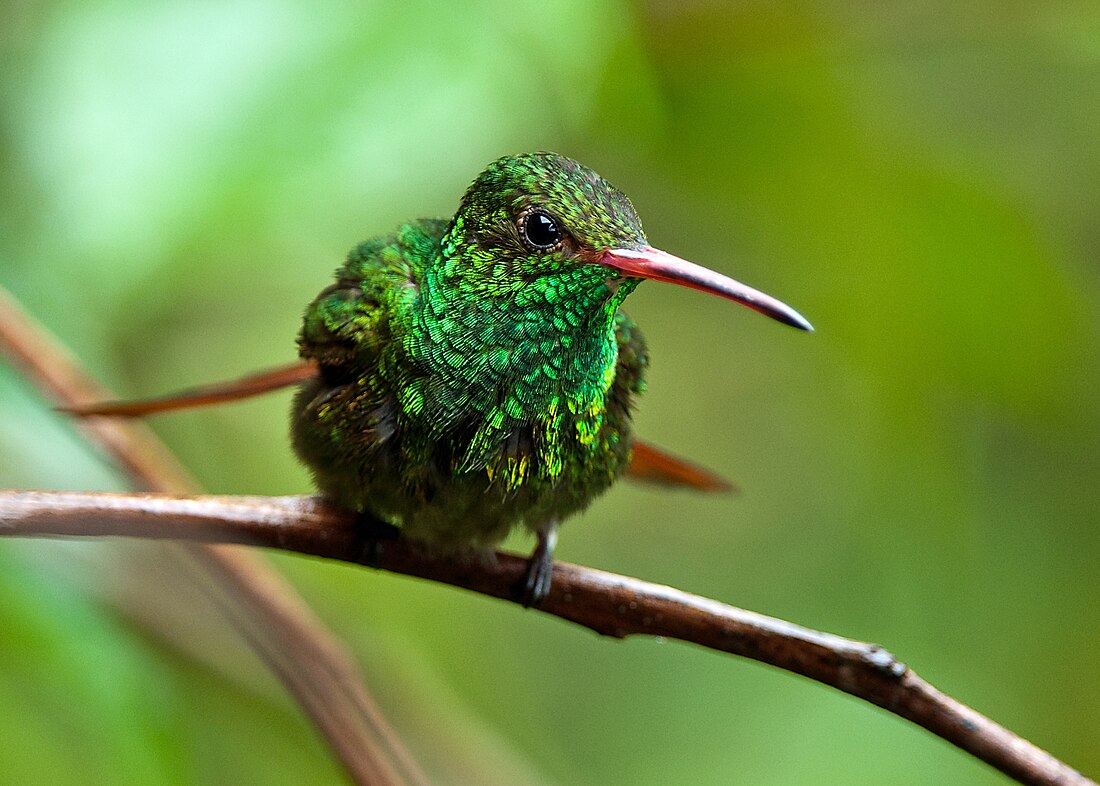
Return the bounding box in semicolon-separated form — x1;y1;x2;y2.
520;209;563;251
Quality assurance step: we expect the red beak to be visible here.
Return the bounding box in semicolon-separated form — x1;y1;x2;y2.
602;246;813;331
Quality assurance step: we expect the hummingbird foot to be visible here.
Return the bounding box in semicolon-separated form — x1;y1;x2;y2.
518;519;558;608
352;513;400;567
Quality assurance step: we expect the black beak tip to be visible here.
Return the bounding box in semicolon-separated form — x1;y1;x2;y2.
766;306;813;332
789;313;814;332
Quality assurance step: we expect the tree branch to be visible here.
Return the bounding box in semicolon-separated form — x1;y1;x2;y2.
0;490;1091;786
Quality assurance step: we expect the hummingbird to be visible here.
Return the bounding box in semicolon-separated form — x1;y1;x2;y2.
68;152;811;605
289;152;811;603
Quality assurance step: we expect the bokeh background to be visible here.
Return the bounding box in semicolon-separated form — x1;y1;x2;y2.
2;1;1098;783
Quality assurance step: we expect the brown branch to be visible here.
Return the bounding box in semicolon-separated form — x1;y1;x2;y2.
0;286;427;786
0;491;1091;786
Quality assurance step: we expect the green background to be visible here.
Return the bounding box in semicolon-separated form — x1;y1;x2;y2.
2;1;1098;783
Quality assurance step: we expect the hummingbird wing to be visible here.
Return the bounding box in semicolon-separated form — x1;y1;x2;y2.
60;360;318;417
62;220;444;418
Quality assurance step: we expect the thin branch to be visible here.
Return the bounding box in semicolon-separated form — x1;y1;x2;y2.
0;286;427;786
0;491;1091;786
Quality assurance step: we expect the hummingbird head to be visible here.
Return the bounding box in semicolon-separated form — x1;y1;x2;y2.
441;152;812;331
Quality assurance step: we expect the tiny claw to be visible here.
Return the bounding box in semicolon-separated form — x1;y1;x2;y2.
520;551;553;608
517;520;558;607
353;514;400;567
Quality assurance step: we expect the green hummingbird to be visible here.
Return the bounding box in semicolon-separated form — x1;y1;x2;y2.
288;152;811;603
68;152;811;603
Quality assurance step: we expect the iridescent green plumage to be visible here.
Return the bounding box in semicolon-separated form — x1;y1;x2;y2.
291;153;811;602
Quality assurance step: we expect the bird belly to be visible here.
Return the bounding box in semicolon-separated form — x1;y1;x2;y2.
291;376;633;553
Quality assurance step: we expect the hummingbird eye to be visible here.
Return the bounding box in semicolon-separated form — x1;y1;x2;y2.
519;209;564;252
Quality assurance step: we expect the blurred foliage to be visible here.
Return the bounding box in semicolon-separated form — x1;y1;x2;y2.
2;1;1099;783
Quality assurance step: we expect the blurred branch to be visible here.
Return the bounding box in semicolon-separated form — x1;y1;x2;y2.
0;286;427;786
0;491;1091;786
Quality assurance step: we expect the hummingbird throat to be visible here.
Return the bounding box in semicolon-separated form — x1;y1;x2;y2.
410;262;637;484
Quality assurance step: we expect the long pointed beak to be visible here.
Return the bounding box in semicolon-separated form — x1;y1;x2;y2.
602;246;813;331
